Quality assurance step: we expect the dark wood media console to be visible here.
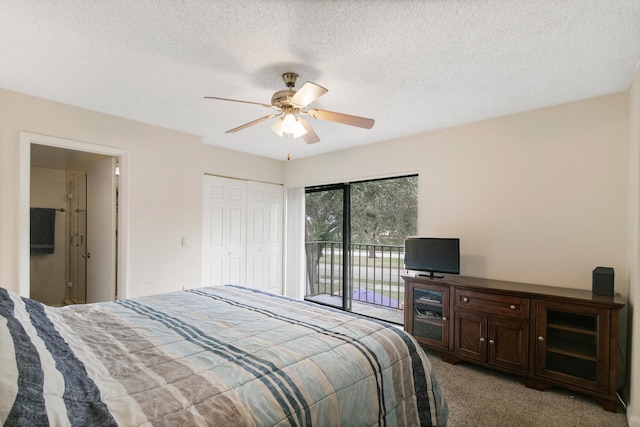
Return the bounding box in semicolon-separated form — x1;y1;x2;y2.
403;274;625;412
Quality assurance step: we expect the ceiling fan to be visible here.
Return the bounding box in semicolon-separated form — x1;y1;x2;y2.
205;72;375;146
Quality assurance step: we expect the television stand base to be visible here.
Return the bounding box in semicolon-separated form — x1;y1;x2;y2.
417;273;444;279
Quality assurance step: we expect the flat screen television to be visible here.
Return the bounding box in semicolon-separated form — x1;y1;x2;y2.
404;237;460;278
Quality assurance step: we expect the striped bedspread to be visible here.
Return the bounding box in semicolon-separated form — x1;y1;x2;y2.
1;285;447;426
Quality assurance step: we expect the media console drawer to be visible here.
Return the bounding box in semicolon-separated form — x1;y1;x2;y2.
454;288;529;319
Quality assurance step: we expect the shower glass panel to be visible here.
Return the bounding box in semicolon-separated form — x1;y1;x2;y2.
66;171;87;304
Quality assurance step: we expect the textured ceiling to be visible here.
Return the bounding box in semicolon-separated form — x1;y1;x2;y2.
2;1;640;161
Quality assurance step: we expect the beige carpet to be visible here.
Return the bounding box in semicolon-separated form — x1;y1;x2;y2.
425;350;628;427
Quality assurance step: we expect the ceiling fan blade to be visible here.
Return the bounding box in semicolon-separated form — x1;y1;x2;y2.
290;82;328;107
226;113;280;133
204;96;277;110
299;118;320;144
307;109;375;129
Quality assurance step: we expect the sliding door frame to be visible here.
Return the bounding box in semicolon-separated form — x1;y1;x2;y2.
305;174;418;314
305;183;351;311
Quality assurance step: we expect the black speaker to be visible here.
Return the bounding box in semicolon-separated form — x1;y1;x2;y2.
592;267;614;296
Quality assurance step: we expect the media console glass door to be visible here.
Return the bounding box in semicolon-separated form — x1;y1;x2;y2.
536;300;610;391
408;282;449;349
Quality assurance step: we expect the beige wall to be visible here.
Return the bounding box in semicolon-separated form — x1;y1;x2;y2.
285;93;629;293
0;89;284;299
202;145;284;185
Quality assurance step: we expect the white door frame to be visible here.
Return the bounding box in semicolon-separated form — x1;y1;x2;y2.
18;132;129;299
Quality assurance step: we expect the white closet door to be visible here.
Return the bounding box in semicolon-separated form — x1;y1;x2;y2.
202;176;246;286
246;182;283;294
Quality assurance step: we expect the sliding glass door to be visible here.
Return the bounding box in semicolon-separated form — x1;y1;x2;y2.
304;175;417;323
304;184;351;310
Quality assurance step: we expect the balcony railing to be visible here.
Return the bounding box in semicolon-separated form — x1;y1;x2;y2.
305;241;405;311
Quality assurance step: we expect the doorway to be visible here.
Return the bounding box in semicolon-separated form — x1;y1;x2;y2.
18;132;129;302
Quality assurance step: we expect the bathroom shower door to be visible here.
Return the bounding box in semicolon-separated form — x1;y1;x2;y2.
86;157;117;303
67;171;88;304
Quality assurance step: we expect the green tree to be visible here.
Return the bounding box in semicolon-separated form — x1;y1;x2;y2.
351;176;417;251
305;189;343;294
304;176;418;294
305;190;343;242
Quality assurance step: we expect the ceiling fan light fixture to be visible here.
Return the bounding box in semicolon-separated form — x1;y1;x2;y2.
281;113;297;134
272;113;307;139
291;118;308;138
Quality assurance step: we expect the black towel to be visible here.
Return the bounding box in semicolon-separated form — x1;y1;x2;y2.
30;208;56;255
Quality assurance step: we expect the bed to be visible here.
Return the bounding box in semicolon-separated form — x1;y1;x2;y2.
1;285;447;426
